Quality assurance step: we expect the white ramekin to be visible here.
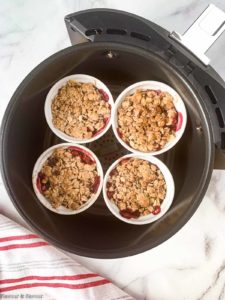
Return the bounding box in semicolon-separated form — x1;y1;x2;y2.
112;81;187;155
103;154;175;225
45;74;114;143
32;143;103;215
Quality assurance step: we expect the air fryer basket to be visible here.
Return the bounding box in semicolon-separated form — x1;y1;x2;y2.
1;8;225;258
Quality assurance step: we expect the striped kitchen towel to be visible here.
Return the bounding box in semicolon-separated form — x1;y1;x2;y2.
0;214;133;299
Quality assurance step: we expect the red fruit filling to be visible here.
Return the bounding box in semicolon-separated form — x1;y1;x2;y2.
119;157;131;165
176;112;183;131
117;128;123;139
152;205;161;215
107;190;114;199
91;175;100;193
98;88;109;101
120;208;140;219
67;146;95;165
93;116;110;137
109;168;118;177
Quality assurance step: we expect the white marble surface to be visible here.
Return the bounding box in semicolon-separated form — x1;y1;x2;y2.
1;1;225;299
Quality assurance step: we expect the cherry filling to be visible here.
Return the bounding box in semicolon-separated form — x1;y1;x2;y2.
36;172;50;194
81;153;95;165
120;208;140;219
119;157;131;165
109;168;118;177
176;112;183;131
67;146;95;165
168;111;183;132
106;182;112;189
155;89;161;95
151;89;161;95
165;112;178;132
36;174;42;193
91;175;100;193
106;190;114;199
152;205;161;215
117;128;123;139
93;116;110;137
106;170;118;199
98;88;109;101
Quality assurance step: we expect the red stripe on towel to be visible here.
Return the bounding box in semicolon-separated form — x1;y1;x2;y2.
0;234;39;243
0;241;48;251
0;279;110;292
0;273;99;284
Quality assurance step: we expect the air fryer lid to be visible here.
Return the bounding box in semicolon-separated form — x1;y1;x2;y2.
1;7;225;258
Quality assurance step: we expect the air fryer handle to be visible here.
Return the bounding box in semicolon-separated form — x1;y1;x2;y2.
169;3;225;163
170;4;225;66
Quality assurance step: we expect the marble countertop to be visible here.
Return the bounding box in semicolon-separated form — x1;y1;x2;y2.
1;1;225;299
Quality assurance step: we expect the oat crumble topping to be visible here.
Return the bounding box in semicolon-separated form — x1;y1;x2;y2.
37;147;100;210
106;158;166;218
117;89;178;152
51;80;111;139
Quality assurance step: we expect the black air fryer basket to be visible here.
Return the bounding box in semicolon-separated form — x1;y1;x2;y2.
1;6;225;258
